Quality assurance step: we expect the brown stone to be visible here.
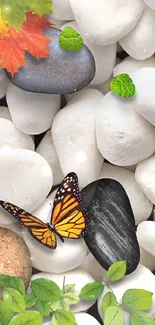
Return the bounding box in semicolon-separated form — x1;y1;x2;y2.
0;227;32;288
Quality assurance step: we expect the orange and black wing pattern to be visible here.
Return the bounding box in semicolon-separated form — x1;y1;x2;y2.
0;201;57;248
51;172;88;239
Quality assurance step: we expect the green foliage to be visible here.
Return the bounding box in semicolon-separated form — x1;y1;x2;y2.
63;293;80;305
3;287;25;312
0;300;13;325
104;306;124;325
80;282;104;300
102;292;117;312
24;293;37;308
122;289;153;311
110;73;136;98
59;27;84;52
130;311;155;325
54;309;77;325
31;278;62;302
106;260;127;282
63;284;75;294
36;300;51;316
8;311;42;325
0;274;11;287
9;276;25;295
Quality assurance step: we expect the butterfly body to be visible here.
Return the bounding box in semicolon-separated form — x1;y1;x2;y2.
0;173;88;249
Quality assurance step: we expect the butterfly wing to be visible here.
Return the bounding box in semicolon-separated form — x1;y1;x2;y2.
0;201;57;248
51;172;88;238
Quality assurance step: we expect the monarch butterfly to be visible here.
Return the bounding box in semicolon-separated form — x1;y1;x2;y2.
0;172;88;249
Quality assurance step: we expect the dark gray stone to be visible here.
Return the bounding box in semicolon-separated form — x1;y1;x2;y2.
6;27;95;95
81;178;140;275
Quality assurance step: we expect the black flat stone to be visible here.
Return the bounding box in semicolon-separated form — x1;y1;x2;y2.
6;27;95;95
81;179;140;275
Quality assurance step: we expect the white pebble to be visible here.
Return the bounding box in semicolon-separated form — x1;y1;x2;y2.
69;0;144;45
6;83;61;135
0;147;53;212
99;163;153;225
120;5;155;60
81;252;106;282
145;0;155;10
0;70;9;99
47;14;67;27
30;268;94;312
131;68;155;126
96;92;155;166
0;118;34;150
98;264;155;323
23;229;88;273
52;0;74;20
135;157;155;204
44;313;100;325
36;130;63;186
140;247;155;272
137;221;155;258
0;106;12;120
52;89;103;188
0;223;22;237
113;55;155;77
61;21;117;85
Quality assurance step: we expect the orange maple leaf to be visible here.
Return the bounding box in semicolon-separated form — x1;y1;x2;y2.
0;12;52;76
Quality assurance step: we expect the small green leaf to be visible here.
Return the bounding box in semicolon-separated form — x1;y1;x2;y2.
3;287;25;312
59;27;83;52
1;0;26;31
106;261;127;282
0;274;11;287
25;0;52;15
122;289;153;311
51;300;61;312
24;293;37;308
102;292;117;312
63;284;75;294
63;293;80;305
130;311;155;325
31;278;62;303
8;311;42;325
52;315;58;325
36;300;51;316
80;282;104;300
54;309;77;325
0;300;13;325
104;306;124;325
110;74;136;98
9;276;25;295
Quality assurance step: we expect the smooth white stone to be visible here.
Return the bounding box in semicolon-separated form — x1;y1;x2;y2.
120;5;155;60
23;228;88;273
99;163;152;225
140;247;155;272
6;83;61;135
81;253;106;282
61;21;117;85
135;157;155;204
93;76;113;95
0;70;9;99
145;0;155;10
0;118;34;150
0;106;12;120
131;68;155;126
137;221;155;257
47;14;67;27
0;223;22;237
117;43;123;53
69;0;144;45
124;164;137;172
96;92;155;166
52;89;103;188
0;147;53;212
36;130;63;186
113;55;155;77
52;0;74;20
44;313;100;325
98;264;155;323
32;190;57;224
30;268;95;312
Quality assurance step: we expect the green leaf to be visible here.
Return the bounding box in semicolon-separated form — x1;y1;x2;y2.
60;300;70;311
51;300;61;312
8;311;42;325
80;282;104;300
8;276;25;295
3;287;25;312
106;261;127;282
25;0;52;15
110;74;136;98
24;293;37;308
54;309;77;325
63;293;80;305
0;300;13;325
0;274;11;287
130;311;155;325
63;284;75;294
104;306;124;325
102;292;117;312
59;27;83;52
52;315;58;325
31;278;62;303
36;300;51;316
122;289;153;311
1;0;26;31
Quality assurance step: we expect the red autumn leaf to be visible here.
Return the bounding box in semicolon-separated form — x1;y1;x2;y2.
0;12;52;76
